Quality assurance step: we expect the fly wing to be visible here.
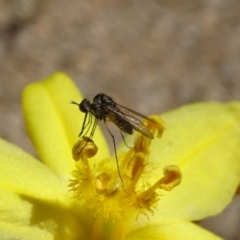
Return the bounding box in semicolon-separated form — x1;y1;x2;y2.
117;104;156;124
105;106;154;139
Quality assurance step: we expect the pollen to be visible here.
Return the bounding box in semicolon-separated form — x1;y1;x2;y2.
69;115;181;239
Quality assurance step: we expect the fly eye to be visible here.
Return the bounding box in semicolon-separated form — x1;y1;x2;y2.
80;99;91;113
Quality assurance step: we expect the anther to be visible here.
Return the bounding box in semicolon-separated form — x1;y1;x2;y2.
143;115;165;138
72;137;98;161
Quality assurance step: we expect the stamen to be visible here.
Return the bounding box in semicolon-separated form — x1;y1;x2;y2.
110;219;125;240
120;148;135;173
159;165;182;191
139;165;182;200
72;137;98;161
69;137;99;200
69;114;182;232
125;153;146;193
90;215;104;240
134;134;151;155
143;115;166;138
95;173;120;196
133;115;165;154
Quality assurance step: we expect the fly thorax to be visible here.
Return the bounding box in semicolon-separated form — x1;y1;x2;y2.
91;104;105;119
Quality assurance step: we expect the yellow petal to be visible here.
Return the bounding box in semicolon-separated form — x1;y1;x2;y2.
0;188;52;239
125;220;222;240
119;102;240;223
0;138;68;202
147;102;240;221
0;188;87;240
0;139;88;239
22;72;110;177
0;221;53;240
0;188;34;225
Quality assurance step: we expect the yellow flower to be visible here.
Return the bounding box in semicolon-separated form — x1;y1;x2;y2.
0;72;240;240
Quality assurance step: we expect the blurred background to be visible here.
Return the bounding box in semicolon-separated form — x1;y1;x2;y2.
0;0;240;239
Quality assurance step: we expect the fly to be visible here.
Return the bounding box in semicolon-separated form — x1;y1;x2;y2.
71;93;154;182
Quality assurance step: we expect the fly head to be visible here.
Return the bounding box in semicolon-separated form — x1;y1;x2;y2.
79;99;91;113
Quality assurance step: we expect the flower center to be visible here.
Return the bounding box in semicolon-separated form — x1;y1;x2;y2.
69;115;182;239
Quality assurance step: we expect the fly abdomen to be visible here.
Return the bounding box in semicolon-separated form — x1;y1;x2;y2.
110;114;133;135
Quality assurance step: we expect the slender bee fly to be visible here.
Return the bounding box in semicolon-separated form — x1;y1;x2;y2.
71;93;154;181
